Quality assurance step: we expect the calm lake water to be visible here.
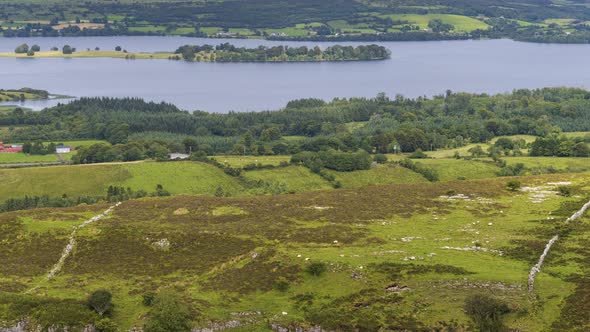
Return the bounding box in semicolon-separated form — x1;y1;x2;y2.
0;37;589;112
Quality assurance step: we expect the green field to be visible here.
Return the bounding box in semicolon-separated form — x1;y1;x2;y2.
327;163;428;188
214;155;290;168
0;161;244;201
1;171;589;330
0;50;175;59
380;14;490;32
0;140;108;164
0;153;58;163
242;165;332;193
0;89;47;102
505;156;590;173
418;158;501;181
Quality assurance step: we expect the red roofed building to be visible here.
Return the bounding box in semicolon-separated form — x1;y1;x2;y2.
0;142;23;153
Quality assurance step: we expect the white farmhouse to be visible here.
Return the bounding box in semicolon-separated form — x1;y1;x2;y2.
56;145;71;154
168;153;190;160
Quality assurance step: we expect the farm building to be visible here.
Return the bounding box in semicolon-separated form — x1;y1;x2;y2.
56;145;71;154
168;153;190;160
0;142;23;153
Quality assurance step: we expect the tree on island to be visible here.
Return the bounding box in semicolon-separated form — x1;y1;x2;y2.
115;46;122;51
31;45;40;52
15;43;29;54
62;45;74;54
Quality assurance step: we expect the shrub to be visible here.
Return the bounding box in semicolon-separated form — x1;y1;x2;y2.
557;185;572;197
464;293;509;332
398;158;439;182
306;262;327;277
373;154;388;164
409;149;428;159
15;43;29;54
95;318;118;332
88;290;113;316
144;291;192;332
274;278;290;292
214;185;225;197
506;180;521;192
143;292;157;306
63;45;74;54
498;163;526;176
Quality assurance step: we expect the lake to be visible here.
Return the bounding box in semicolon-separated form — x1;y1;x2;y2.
0;36;589;112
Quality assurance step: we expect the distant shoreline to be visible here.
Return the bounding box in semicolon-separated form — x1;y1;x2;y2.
0;47;391;62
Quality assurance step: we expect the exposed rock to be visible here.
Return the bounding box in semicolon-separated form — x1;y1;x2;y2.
152;238;170;249
385;283;411;293
173;208;189;215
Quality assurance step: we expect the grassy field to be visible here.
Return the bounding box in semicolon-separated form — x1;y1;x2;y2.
1;171;589;330
0;161;244;201
0;50;175;59
213;155;290;168
418;158;501;181
0;140;108;163
505;156;590;173
561;131;590;139
327;163;428;188
0;89;46;102
380;14;489;32
0;153;59;163
242;165;332;193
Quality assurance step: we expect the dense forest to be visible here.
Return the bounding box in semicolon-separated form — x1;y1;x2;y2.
2;0;590;43
1;87;590;162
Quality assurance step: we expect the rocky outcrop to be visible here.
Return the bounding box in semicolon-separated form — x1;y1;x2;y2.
0;321;95;332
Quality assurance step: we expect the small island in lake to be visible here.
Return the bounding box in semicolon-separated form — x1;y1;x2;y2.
0;88;49;102
172;43;390;62
0;43;391;62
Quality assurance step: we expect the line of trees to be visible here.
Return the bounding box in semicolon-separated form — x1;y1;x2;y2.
530;135;590;157
2;88;590;160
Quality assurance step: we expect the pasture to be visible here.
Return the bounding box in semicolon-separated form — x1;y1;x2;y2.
380;14;490;32
1;171;588;330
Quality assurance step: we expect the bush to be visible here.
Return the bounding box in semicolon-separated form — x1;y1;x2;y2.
398;158;439;182
498;163;526;176
144;291;192;332
95;318;118;332
557;185;572;197
274;278;290;292
506;180;521;192
143;292;157;306
373;154;388;164
15;43;29;54
306;262;327;277
88;290;113;316
464;293;509;332
63;45;74;54
409;149;428;159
